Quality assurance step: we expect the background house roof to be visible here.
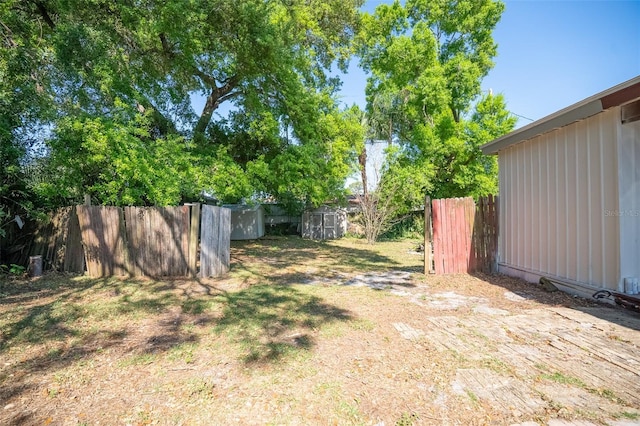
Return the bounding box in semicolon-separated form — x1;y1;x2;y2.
481;75;640;155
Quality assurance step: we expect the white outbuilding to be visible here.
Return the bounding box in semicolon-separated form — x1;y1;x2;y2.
301;205;347;240
223;204;265;240
481;76;640;297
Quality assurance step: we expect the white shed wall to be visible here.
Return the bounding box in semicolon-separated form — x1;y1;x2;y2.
226;205;265;240
498;107;621;291
618;118;640;290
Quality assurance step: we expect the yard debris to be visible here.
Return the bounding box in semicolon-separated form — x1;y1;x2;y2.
503;291;529;302
539;277;558;292
593;290;640;313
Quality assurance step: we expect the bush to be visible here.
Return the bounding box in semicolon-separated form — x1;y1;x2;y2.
380;212;424;240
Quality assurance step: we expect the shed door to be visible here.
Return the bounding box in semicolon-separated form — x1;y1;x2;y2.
311;213;323;239
323;213;336;239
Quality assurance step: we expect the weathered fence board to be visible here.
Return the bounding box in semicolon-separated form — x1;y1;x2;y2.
426;196;498;274
62;207;85;273
187;203;201;277
77;206;128;277
424;196;433;274
200;205;230;278
4;204;230;278
124;206;190;277
31;208;69;272
1;207;84;273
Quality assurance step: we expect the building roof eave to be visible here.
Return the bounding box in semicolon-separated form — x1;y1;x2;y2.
481;75;640;155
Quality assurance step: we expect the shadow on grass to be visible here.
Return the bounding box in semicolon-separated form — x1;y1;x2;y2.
0;271;354;423
0;275;203;425
231;236;400;273
212;284;352;364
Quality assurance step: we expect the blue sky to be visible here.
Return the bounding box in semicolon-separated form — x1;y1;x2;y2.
337;0;640;128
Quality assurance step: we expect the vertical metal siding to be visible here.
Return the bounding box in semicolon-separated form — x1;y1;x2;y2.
601;111;620;288
575;121;590;283
618;119;640;288
499;108;621;290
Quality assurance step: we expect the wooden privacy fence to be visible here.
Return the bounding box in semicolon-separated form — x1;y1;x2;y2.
199;205;231;278
4;204;230;278
424;195;498;274
0;206;85;274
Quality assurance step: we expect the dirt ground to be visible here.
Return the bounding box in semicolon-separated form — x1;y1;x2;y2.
1;237;639;426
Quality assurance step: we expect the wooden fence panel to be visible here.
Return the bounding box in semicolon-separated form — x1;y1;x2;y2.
5;207;85;273
426;196;497;274
5;204;229;278
187;203;201;278
63;206;85;273
475;195;498;273
29;209;65;272
77;206;128;277
124;206;190;277
200;205;230;278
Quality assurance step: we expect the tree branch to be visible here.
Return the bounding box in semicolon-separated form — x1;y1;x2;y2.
0;20;17;48
194;75;240;138
32;1;55;29
157;32;240;138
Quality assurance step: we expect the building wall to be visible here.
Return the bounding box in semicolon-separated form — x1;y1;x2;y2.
618;118;640;290
498;107;621;291
226;205;265;240
301;206;347;240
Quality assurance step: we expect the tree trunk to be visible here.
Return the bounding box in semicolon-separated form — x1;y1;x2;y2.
194;89;218;137
193;76;239;140
359;143;368;197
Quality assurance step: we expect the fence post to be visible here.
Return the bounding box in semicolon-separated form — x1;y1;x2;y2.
424;195;434;274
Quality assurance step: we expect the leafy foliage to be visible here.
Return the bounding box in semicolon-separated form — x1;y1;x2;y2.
358;0;515;203
1;0;365;211
354;144;432;244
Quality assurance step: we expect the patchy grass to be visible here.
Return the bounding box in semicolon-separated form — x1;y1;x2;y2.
617;411;640;420
0;236;638;425
539;371;587;388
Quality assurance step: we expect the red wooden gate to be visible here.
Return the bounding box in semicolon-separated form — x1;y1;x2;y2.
424;196;498;274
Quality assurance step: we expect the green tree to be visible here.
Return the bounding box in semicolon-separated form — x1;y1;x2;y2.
1;0;365;208
358;0;514;201
36;101;200;207
12;0;361;138
1;0;54;229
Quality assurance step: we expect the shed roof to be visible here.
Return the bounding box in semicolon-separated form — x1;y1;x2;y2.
481;75;640;155
222;204;263;212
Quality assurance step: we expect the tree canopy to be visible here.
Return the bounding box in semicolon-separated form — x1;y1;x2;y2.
1;0;364;212
358;0;516;202
1;0;515;229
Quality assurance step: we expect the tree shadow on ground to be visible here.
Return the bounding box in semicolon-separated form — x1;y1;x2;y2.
210;284;351;364
228;236;425;292
231;237;401;273
0;272;354;423
0;276;200;421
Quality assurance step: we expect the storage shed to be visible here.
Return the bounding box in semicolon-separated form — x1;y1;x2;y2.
481;76;640;297
302;205;347;240
223;204;265;240
262;203;301;235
